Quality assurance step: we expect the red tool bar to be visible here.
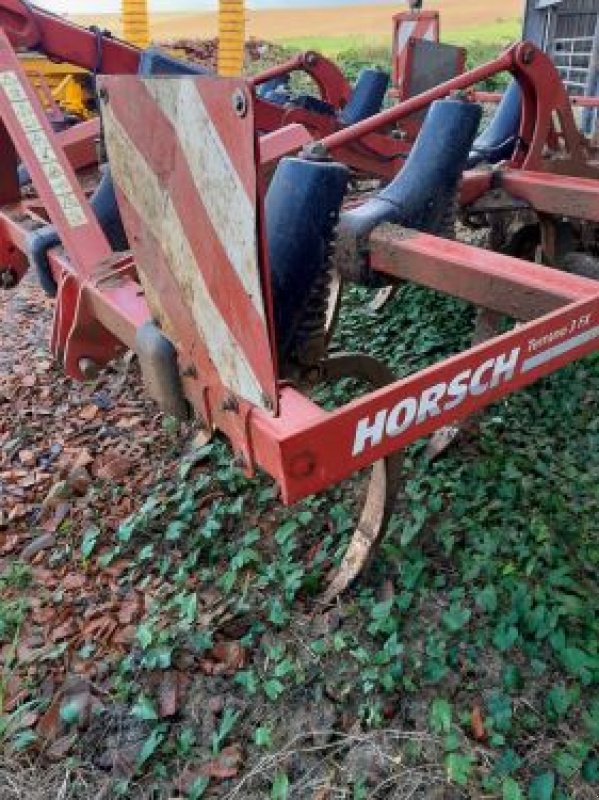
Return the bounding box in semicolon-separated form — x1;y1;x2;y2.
254;292;599;503
79;276;150;351
459;171;494;206
249;54;305;86
319;48;513;151
57;118;101;172
497;169;599;223
369;227;599;319
259;124;313;166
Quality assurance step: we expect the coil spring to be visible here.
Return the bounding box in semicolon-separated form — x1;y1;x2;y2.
291;210;340;367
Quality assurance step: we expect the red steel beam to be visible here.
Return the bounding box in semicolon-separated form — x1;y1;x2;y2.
259;124;313;166
249;51;352;108
369;228;599;320
0;29;113;276
58;118;101;172
497;169;599;223
0;1;141;74
252;292;599;503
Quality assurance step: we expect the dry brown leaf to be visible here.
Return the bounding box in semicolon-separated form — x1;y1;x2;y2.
198;744;243;779
79;404;99;422
80;616;117;644
18;449;36;467
117;596;143;625
157;671;180;719
71;448;94;470
96;454;133;482
0;534;20;554
36;694;62;742
62;573;87;592
113;625;136;646
471;704;486;741
176;745;243;790
51;619;77;642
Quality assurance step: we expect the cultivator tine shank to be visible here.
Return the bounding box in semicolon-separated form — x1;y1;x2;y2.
314;353;402;603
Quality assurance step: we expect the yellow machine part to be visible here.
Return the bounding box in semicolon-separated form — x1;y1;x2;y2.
218;0;245;77
122;0;150;49
20;55;92;119
19;0;246;119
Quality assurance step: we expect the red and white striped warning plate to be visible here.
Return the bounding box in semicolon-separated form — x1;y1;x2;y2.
101;76;277;412
395;15;437;55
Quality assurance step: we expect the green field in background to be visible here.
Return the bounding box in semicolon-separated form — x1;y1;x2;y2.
277;17;522;56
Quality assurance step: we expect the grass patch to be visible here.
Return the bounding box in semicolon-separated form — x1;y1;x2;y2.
279;33;389;57
278;18;522;57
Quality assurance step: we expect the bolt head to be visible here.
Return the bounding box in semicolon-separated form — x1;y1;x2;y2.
232;89;248;118
521;46;535;65
303;141;330;161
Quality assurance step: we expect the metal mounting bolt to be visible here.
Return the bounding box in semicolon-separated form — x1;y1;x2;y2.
521;47;535;65
303;141;330;161
261;392;275;412
78;358;101;380
182;365;198;379
221;395;240;413
232;89;248;118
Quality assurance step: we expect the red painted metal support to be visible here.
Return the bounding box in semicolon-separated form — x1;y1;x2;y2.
369;228;599;319
259;124;313;166
497;170;599;222
255;291;599;503
320;42;588;176
0;0;141;73
58;118;101;172
0;30;112;275
391;10;440;90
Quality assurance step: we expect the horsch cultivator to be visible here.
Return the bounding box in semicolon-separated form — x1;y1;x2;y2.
1;2;599;601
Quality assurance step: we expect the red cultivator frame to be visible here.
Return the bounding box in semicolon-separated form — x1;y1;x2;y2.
1;22;598;599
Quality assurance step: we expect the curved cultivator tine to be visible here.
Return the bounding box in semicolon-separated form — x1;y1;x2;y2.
321;459;395;604
368;284;399;313
312;352;402;604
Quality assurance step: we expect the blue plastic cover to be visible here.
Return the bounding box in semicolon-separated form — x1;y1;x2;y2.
138;47;212;77
339;68;390;126
266;158;349;357
340;99;482;242
468;80;522;167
